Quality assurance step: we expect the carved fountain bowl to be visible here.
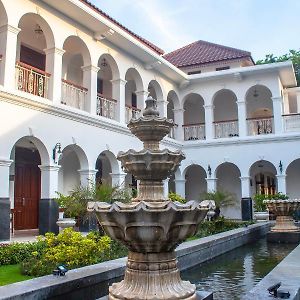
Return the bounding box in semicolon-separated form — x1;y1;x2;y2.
88;201;208;253
117;149;185;181
264;199;300;216
128;117;174;142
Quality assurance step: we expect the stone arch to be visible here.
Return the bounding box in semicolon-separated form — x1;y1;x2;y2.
286;158;300;198
246;85;273;118
98;53;120;81
184;164;207;201
0;0;8;27
249;160;277;196
215;162;241;219
183;93;205;125
148;80;163;101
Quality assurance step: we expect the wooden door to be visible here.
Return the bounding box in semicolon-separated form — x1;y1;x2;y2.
14;148;40;230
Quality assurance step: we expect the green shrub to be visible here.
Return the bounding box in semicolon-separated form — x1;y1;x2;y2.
0;242;46;266
254;193;289;211
169;192;186;204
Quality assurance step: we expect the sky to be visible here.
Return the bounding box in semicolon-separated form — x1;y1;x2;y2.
90;0;299;61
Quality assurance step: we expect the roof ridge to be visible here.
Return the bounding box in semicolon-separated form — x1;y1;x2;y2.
79;0;164;55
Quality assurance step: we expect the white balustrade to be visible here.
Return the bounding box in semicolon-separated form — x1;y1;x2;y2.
96;93;117;120
61;79;87;110
247;117;273;136
168;124;177;139
283;114;300;132
125;105;141;124
183;124;205;141
15;62;50;98
214;120;239;138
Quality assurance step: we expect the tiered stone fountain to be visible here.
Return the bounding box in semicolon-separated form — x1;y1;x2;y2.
264;199;300;243
88;97;209;300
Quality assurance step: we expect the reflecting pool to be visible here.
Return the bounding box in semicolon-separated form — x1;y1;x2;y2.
181;239;296;300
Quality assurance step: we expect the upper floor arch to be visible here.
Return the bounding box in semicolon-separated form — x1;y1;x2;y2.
0;0;8;27
148;79;164;101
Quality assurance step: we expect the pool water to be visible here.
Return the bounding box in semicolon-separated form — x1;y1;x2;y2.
181;239;296;300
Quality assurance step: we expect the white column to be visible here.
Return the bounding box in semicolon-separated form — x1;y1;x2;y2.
163;179;169;198
39;165;61;199
78;169;97;187
296;92;300;113
240;176;251;198
272;96;284;134
157;99;168;117
173;108;184;141
135;90;148;110
110;172;127;187
44;47;65;104
0;159;13;240
237;100;247;137
0;25;21;89
204;104;214;140
276;174;287;194
206;178;217;192
82;65;100;114
174;179;186;198
111;78;127;124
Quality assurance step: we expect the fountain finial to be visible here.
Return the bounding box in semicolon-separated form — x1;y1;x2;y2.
143;96;159;117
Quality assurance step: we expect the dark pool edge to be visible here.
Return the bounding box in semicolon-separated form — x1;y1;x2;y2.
244;242;300;300
0;222;270;300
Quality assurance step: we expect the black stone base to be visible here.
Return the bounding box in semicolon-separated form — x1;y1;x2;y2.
241;197;253;221
267;231;300;243
0;198;10;241
39;198;59;235
196;291;214;300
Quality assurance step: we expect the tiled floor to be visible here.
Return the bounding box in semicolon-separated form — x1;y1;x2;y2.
2;229;39;244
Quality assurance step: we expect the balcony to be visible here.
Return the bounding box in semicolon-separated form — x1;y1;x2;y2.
247;117;273;136
283;114;300;132
183;123;205;141
15;62;50;98
96;93;117;120
61;79;88;110
125;105;141;124
214;120;238;138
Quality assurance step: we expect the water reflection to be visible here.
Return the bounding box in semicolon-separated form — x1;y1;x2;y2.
181;239;295;300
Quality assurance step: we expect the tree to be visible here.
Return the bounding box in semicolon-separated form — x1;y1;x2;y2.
256;49;300;86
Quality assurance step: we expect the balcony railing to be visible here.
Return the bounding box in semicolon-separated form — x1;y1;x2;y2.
183;123;205;141
247;117;273;136
125;105;141;123
214;120;238;138
15;61;50;98
61;79;87;110
96;93;117;120
283;114;300;132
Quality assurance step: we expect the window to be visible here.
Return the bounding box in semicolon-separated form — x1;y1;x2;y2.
216;66;230;71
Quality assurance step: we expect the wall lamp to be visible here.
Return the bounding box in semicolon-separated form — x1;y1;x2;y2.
53;143;62;164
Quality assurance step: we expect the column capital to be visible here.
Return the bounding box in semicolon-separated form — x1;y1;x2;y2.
271;96;282;102
239;176;251;181
110;172;127;177
203;104;214;110
39;165;61;172
206;177;217;181
0;24;21;35
81;65;100;73
44;47;65;56
78;169;98;175
174;179;186;183
111;78;127;85
236;100;246;105
276;174;286;179
173;108;185;113
135;90;149;97
0;159;13;167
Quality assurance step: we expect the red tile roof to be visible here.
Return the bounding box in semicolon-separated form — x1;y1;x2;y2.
163;40;253;68
79;0;164;55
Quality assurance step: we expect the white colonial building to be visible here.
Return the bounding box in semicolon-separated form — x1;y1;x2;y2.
0;0;299;240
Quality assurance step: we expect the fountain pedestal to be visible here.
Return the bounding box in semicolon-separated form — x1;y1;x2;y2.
88;97;210;299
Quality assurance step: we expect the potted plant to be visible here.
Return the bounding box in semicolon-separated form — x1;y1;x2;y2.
199;190;236;219
253;194;269;221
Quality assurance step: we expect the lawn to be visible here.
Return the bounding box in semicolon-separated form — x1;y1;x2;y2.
0;265;33;286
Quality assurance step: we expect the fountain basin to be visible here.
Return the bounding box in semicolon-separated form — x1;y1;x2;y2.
117;148;185;181
264;199;300;216
88;200;208;253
